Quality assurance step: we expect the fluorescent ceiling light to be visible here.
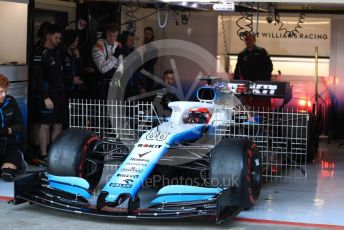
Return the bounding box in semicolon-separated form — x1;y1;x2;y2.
160;1;217;2
213;2;235;11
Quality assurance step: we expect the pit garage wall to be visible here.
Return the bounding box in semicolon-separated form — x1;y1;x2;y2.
329;16;344;138
0;0;28;64
0;1;29;146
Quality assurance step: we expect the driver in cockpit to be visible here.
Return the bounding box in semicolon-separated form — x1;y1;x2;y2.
183;108;212;124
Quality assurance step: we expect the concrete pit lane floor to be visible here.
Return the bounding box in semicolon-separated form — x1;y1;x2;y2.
0;202;331;230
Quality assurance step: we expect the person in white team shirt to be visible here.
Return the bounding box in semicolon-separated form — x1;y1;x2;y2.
92;23;123;100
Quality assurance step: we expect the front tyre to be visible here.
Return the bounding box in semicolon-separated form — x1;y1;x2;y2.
210;138;262;210
47;128;103;189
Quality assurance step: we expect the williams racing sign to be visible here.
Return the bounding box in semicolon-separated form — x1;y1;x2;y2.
219;16;330;57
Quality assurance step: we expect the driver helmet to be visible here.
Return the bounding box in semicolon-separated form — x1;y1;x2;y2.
183;108;212;124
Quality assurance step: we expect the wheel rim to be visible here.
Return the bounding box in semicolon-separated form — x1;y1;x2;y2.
79;136;103;189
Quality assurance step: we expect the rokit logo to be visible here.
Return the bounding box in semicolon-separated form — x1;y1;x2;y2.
137;144;162;148
116;174;139;179
251;84;277;95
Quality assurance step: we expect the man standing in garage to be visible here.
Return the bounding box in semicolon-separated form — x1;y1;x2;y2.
120;31;144;100
92;24;123;100
33;24;65;159
154;69;179;115
233;32;273;107
62;29;83;99
234;32;273;81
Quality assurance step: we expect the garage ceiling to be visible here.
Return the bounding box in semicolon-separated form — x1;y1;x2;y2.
63;1;344;13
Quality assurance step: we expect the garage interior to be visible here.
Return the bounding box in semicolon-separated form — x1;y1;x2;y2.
1;0;344;229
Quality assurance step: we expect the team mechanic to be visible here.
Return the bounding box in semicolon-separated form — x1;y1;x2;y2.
92;24;123;100
233;32;273;107
33;24;66;158
0;74;27;182
233;32;273;82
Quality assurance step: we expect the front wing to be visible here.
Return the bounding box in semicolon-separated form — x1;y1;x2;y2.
13;172;243;224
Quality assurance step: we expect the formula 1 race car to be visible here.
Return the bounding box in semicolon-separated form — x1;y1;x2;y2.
13;79;262;224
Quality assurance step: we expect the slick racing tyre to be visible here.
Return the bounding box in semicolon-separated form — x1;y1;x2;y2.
209;138;261;210
47;128;103;189
307;114;320;163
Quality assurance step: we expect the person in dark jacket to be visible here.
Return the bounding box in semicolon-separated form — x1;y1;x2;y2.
153;69;179;116
120;31;143;99
33;24;65;158
233;32;273;82
0;74;27;182
233;32;273;108
34;21;52;48
62;29;83;99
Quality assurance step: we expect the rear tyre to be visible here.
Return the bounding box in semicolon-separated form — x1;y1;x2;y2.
47;128;103;189
209;138;261;210
307;114;319;163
